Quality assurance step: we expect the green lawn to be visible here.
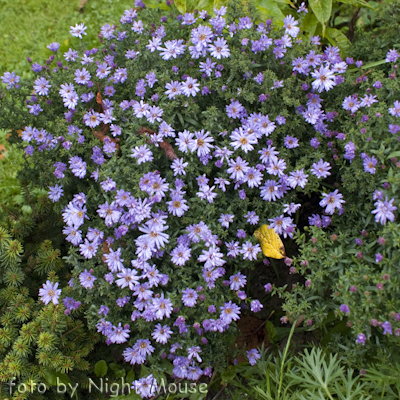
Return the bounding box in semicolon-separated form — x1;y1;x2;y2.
0;0;132;77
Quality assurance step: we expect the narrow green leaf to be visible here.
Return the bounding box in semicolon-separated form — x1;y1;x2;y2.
387;150;400;159
174;0;187;14
361;59;387;69
94;360;108;378
177;112;185;127
333;0;374;9
184;117;199;126
309;0;332;24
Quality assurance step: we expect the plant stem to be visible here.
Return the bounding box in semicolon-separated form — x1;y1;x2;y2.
277;317;298;399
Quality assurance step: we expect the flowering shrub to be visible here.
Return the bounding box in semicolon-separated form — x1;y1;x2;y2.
1;0;400;396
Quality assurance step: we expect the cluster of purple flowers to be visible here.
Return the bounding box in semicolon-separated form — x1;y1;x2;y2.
2;0;400;394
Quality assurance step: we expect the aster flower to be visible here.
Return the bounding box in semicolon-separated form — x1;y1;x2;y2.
311;159;331;179
1;71;20;89
181;76;200;97
240;240;260;259
219;213;234;229
189;129;214;157
151;294;173;319
131;145;154;164
167;196;189;217
220;301;241;324
158;39;186;60
33;77;51;96
39;280;62;305
227;156;249;181
152;324;173;344
48;184;64;202
284;136;299;149
287;169;308;189
311;66;336;92
171;244;191;266
110;323;130;344
230;128;258;153
226;100;244;119
283;15;299;37
229;272;247;290
363;156;378;174
79;239;98;259
208;37;230;59
74;67;91;85
389;100;400;118
182;288;198;307
267;158;287;177
116;268;140;290
83;110;101;128
70;23;87;39
247;349;261;366
342;95;361;113
198;245;226;269
79;269;97;289
320;190;345;215
372;197;397;225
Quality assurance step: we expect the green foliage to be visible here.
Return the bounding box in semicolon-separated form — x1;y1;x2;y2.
0;130;24;208
0;0;133;77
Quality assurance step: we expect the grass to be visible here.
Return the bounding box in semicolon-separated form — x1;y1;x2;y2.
0;0;133;77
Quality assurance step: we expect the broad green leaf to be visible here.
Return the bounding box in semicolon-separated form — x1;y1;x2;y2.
194;0;214;13
301;12;319;36
174;0;187;14
333;0;374;9
253;0;285;22
272;0;295;7
325;27;351;52
94;360;108;378
309;0;332;24
44;370;72;387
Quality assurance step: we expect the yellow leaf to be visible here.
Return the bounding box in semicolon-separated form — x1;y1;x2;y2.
254;225;285;259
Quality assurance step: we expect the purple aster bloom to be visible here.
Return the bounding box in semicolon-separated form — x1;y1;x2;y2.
237;229;246;239
229;272;246;291
386;49;399;63
246;349;261;366
382;321;392;335
311;66;336;92
309;214;322;227
340;304;350;314
389;101;400;117
79;269;97;289
47;42;60;51
182;288;198;307
208;37;230;59
372;197;397;225
226;100;244;119
251;300;263;312
284;136;299;149
363;156;378;174
1;71;21;89
48;184;64;202
311;159;331;179
355;333;366;345
220;301;240;324
320;190;345;215
39;280;62;305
